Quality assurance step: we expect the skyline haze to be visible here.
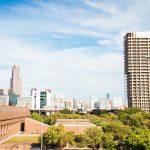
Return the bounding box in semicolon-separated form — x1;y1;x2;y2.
0;0;150;99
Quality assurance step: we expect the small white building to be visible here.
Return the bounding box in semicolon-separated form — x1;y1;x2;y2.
31;89;53;109
31;88;72;110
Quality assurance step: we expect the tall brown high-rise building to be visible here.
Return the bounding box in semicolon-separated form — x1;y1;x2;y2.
124;32;150;112
10;64;22;96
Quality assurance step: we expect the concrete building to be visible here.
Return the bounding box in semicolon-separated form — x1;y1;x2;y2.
9;93;18;106
17;97;32;108
63;97;73;110
73;99;82;110
0;95;9;106
81;100;90;110
124;32;150;112
0;89;10;106
0;89;12;95
31;88;71;111
73;99;90;112
98;98;106;109
0;89;17;106
90;96;98;109
31;89;52;109
73;99;81;111
10;64;22;97
112;97;124;110
52;93;65;110
98;98;112;110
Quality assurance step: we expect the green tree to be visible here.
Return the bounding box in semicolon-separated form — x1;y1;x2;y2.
120;107;142;115
119;112;145;128
129;113;144;127
84;127;103;150
103;121;132;149
102;133;118;150
31;112;42;122
75;134;86;148
41;125;75;149
44;115;56;125
60;108;73;114
124;127;150;150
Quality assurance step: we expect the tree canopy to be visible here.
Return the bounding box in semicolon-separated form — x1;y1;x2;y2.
32;108;150;149
40;125;75;149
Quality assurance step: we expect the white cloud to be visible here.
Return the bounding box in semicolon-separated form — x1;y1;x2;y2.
0;35;123;99
82;0;119;15
3;0;150;98
97;39;116;46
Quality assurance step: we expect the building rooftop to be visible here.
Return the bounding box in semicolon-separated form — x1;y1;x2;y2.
55;119;95;126
0;106;30;121
126;32;150;38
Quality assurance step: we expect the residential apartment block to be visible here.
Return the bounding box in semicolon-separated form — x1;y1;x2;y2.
124;32;150;112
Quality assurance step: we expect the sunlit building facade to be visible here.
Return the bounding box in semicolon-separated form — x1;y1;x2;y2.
10;64;22;96
124;32;150;112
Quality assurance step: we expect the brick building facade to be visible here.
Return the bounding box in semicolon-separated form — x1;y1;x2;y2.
0;106;48;141
24;117;49;134
0;106;96;142
0;106;30;140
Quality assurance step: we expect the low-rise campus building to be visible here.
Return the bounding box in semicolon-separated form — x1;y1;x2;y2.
0;106;48;141
0;106;30;140
55;119;95;134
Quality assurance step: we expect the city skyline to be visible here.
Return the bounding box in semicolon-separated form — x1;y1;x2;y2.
0;0;150;99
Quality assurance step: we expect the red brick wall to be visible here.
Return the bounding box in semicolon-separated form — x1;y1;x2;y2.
24;118;49;134
0;120;23;140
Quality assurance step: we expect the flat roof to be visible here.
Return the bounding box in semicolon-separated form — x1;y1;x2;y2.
126;32;150;38
55;119;95;126
0;106;30;121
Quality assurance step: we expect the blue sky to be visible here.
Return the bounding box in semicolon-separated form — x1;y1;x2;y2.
0;0;150;100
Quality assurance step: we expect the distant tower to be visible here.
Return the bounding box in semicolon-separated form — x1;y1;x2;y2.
106;93;110;99
10;64;22;96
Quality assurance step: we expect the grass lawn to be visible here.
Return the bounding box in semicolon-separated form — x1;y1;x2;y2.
3;136;39;144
